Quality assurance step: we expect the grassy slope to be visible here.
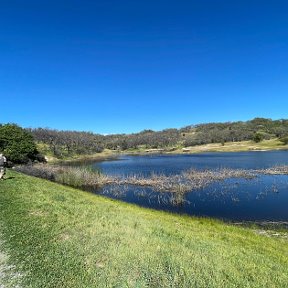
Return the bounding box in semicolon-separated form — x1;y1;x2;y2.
115;139;288;155
41;148;118;163
0;171;288;287
170;138;288;154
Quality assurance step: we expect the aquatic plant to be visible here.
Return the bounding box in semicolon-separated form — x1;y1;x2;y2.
15;164;288;195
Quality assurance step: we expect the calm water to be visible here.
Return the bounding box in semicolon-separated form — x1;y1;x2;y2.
81;151;288;221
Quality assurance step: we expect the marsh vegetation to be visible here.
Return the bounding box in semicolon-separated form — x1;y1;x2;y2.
15;163;288;193
14;150;288;222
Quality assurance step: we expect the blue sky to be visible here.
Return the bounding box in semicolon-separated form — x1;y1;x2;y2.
1;0;288;134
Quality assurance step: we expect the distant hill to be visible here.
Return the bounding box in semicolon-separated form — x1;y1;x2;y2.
27;118;288;158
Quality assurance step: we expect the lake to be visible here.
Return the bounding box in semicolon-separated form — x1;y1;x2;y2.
77;151;288;222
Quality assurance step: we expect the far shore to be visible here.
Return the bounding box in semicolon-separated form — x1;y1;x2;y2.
119;139;288;156
43;139;288;163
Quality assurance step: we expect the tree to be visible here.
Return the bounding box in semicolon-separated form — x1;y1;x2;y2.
0;123;43;164
27;117;288;154
279;136;288;145
253;132;265;143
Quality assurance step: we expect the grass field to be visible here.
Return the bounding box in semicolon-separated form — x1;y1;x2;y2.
0;170;288;287
171;138;288;154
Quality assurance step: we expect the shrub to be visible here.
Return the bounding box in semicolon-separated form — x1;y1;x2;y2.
253;132;265;143
279;136;288;145
0;123;44;164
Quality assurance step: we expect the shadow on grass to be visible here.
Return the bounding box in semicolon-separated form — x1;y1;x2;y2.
2;176;16;181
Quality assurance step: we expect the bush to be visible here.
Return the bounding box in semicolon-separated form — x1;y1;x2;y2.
253;132;265;143
280;136;288;145
0;123;44;164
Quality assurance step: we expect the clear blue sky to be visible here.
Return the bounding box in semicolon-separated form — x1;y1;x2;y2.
1;0;288;134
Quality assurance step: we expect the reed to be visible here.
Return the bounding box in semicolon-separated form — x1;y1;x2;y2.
15;164;288;194
15;164;114;189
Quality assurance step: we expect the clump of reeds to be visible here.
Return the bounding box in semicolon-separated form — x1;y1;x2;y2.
118;168;257;193
15;164;58;181
15;164;114;189
15;164;288;194
169;192;186;206
256;165;288;175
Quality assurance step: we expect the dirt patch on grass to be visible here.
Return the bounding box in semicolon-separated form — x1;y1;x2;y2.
0;235;22;288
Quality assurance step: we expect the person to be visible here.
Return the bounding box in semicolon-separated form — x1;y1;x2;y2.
0;153;7;180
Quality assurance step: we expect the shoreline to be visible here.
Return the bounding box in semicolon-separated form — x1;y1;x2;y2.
43;139;288;164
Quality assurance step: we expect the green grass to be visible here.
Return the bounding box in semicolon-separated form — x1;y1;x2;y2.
0;170;288;287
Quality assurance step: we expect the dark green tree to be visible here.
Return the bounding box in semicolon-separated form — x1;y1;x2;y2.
279;136;288;145
253;132;265;143
0;123;43;164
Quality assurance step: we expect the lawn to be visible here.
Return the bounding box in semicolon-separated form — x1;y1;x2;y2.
0;170;287;287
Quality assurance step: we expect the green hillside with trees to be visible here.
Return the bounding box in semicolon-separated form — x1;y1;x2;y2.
1;118;288;162
27;118;288;159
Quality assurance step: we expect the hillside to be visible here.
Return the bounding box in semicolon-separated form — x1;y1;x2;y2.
1;170;288;287
27;117;288;159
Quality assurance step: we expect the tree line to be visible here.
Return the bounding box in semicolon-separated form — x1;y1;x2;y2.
28;128;181;157
181;118;288;146
29;118;288;158
1;118;288;163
